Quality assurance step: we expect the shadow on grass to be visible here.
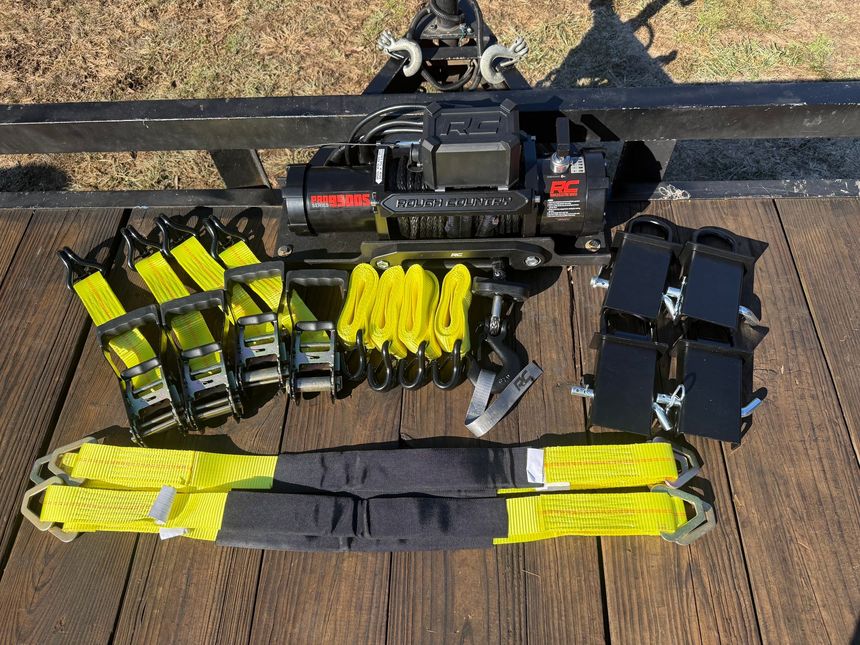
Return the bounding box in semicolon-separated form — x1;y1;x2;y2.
0;162;70;191
542;0;858;180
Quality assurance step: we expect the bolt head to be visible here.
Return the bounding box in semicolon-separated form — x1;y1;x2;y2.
524;255;542;267
277;245;293;257
585;238;601;251
375;259;391;270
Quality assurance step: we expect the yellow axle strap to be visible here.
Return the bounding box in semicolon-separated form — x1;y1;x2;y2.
495;491;687;544
368;266;409;359
41;486;226;541
59;443;277;492
337;263;379;348
37;486;687;544
134;252;219;373
434;264;472;354
498;442;680;494
399;265;443;360
71;272;159;388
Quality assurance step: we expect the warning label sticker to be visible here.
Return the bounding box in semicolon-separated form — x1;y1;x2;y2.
545;198;582;218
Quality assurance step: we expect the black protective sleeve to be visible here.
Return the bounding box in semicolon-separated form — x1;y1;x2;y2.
272;447;531;497
215;491;509;551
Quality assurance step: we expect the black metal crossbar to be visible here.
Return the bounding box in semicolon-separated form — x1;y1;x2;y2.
2;81;859;154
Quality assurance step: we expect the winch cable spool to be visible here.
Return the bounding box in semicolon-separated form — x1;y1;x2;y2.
397;265;443;389
24;439;712;547
367;266;408;391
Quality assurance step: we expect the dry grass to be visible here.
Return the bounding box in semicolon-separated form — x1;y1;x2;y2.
0;0;858;189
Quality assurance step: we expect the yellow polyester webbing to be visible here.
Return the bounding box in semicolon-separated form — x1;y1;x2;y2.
218;240;316;334
135;253;218;372
41;486;226;541
494;491;687;544
170;236;271;339
368;266;408;359
546;443;678;489
434;264;472;354
337;263;379;347
60;443;277;492
72;272;158;388
399;265;442;360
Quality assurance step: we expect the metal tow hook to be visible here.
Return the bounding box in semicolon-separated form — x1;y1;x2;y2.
469;320;523;394
479;37;529;85
377;31;423;77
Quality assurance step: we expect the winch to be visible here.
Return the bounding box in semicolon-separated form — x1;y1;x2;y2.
277;102;609;270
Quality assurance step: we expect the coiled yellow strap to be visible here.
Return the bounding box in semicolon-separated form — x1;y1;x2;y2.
71;272;159;388
368;266;408;359
434;264;472;354
337;263;379;347
399;265;442;360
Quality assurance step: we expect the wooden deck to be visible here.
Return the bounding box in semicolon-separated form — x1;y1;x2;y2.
0;198;857;645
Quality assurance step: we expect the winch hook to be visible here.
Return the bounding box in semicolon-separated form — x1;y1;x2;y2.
367;341;398;392
398;340;429;390
432;339;465;390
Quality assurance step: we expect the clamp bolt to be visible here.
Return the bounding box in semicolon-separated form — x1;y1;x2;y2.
277;245;293;257
585;239;602;251
524;256;542;267
376;259;391;270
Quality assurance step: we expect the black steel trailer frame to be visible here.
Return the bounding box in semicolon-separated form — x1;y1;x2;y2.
1;0;859;240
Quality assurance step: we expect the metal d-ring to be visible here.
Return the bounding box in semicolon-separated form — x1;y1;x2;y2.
431;339;464;390
398;341;428;390
366;341;397;392
342;329;368;382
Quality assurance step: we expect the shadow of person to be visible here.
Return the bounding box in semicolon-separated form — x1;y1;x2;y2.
0;162;70;191
539;0;694;89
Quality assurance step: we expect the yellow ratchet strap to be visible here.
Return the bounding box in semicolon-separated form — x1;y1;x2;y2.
398;265;443;360
169;235;272;339
134;252;219;373
497;442;680;494
71;272;159;388
217;237;316;334
41;486;227;540
434;264;472;354
495;490;687;544
58;443;277;492
368;266;409;359
337;263;379;347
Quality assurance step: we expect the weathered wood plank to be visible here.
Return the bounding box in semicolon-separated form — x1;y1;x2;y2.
0;209;125;564
515;269;606;645
249;374;402;644
0;210;32;288
777;198;860;458
571;201;760;645
645;198;860;644
112;209;287;645
0;208;126;643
